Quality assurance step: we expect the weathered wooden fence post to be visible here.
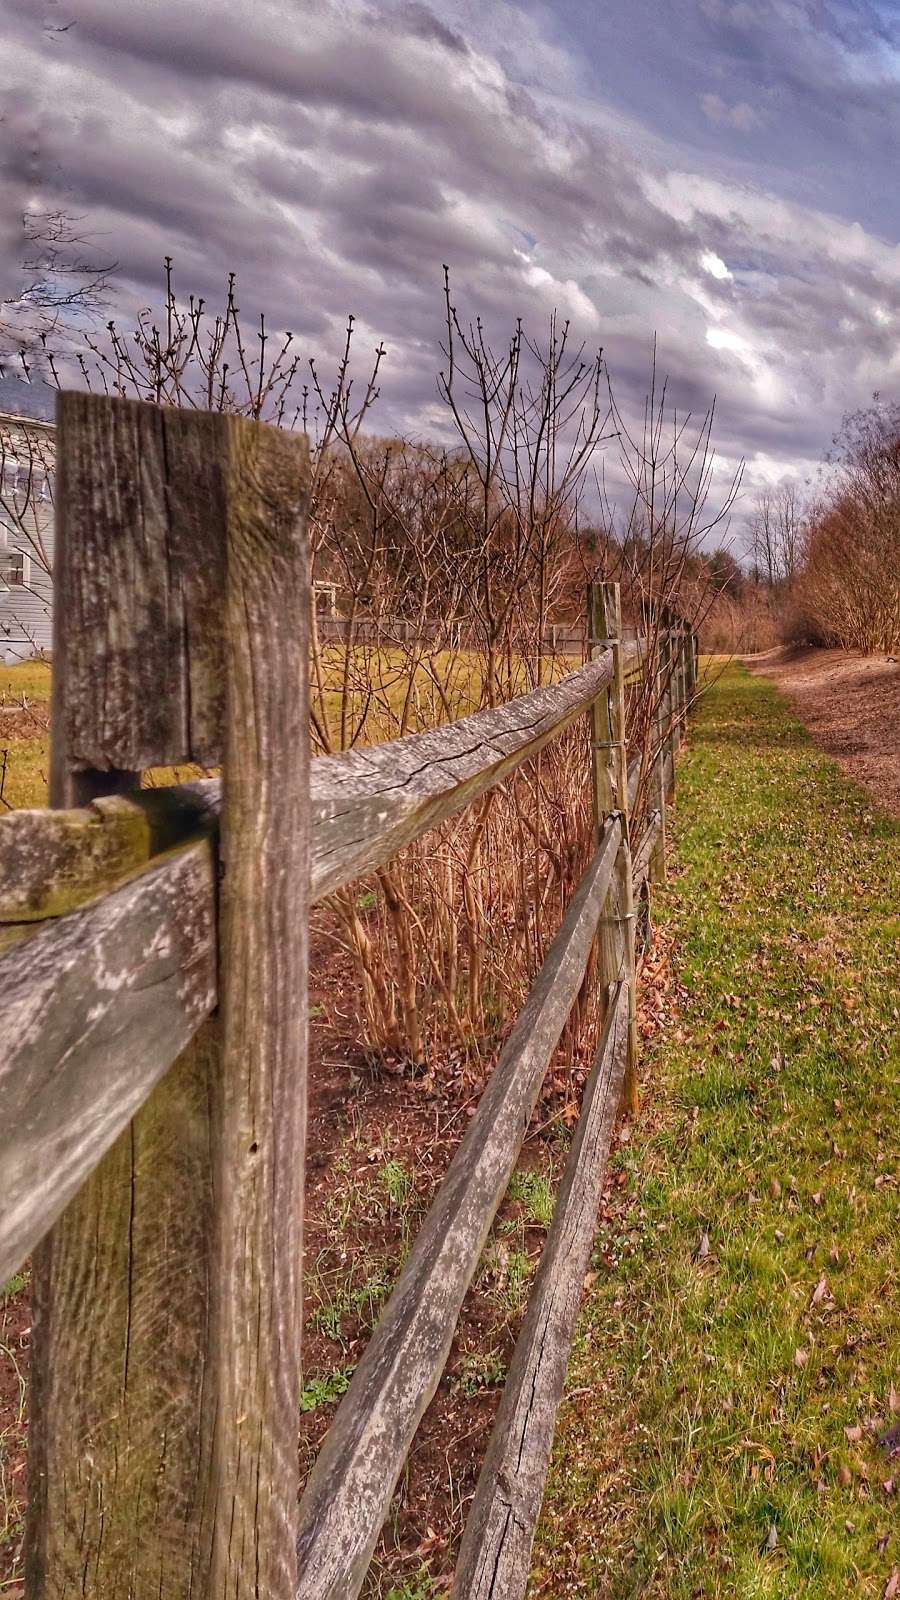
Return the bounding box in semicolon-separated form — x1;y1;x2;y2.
670;619;683;758
649;630;668;886
587;581;639;1112
26;393;311;1599
688;624;699;702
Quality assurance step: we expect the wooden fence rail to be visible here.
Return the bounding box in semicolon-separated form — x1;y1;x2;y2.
0;392;697;1600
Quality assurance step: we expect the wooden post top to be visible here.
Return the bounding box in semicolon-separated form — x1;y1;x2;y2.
52;391;310;776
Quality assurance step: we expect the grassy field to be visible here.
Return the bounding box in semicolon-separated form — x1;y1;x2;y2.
534;662;899;1597
0;660;52;810
0;651;583;811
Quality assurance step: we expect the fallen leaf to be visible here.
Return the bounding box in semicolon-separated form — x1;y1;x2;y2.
794;1348;809;1368
812;1275;829;1306
880;1423;900;1460
883;1568;899;1600
764;1523;778;1552
845;1423;863;1443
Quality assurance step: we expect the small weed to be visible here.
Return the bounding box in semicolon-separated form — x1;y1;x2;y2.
507;1168;555;1228
1;1272;28;1302
455;1348;508;1397
379;1158;414;1212
322;1150;368;1235
307;1251;393;1351
299;1367;353;1412
479;1244;534;1319
497;1249;533;1316
383;1569;441;1600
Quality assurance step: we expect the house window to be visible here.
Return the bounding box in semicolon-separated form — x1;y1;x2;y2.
0;549;26;588
0;461;37;496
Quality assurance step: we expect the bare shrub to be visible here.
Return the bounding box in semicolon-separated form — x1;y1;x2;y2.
793;397;900;654
578;354;743;818
37;264;735;1076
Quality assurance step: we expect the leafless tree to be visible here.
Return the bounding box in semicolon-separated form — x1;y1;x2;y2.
579;346;743;818
748;482;803;587
1;212;117;382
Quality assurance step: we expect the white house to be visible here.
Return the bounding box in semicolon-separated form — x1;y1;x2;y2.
0;412;55;662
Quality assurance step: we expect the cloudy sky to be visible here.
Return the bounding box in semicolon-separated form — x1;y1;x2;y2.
3;0;899;533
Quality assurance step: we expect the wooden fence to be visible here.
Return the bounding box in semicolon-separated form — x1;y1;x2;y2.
0;394;697;1600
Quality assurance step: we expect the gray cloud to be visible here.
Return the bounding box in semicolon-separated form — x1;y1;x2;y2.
2;0;898;534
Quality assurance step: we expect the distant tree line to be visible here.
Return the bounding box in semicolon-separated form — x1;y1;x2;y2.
737;398;900;656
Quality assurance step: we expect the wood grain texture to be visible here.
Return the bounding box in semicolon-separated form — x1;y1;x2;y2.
202;410;310;1600
449;983;629;1600
0;837;216;1288
631;808;662;892
49;391;229;776
294;819;622;1600
586;587;623;1020
627;752;641;815
670;625;684;758
26;395;311;1600
26;1025;220;1599
600;584;640;1109
650;643;668;885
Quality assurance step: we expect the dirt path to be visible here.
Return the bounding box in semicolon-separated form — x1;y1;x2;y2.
746;646;900;818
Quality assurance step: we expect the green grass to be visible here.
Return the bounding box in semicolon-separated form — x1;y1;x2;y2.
0;660;51;706
534;662;899;1598
507;1168;556;1228
0;662;51;810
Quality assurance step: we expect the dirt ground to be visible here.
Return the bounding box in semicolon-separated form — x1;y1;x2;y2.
746;646;900;818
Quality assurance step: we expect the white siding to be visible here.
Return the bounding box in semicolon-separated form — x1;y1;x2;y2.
0;414;55;663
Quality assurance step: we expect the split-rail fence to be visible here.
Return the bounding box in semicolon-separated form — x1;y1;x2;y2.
0;395;697;1600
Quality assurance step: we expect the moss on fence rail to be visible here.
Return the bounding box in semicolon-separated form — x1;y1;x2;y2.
534;662;900;1599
